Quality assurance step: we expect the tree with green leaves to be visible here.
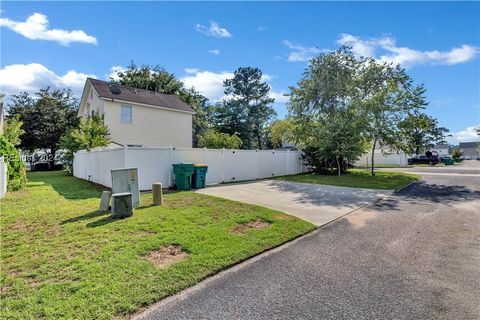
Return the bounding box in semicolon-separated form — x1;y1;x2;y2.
198;130;242;149
0;136;27;191
216;67;276;149
399;111;449;155
112;62;211;147
288;47;368;176
270;119;294;148
357;59;418;175
2;115;24;146
60;113;110;173
8;88;79;168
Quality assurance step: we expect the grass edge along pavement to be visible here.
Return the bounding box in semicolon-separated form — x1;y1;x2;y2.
275;169;420;190
0;171;314;319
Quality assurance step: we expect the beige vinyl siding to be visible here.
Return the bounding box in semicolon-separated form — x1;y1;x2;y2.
82;86;105;117
103;101;192;147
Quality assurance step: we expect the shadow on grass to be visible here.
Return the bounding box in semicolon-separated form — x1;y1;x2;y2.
60;210;108;225
136;204;155;210
86;215;128;228
60;209;128;228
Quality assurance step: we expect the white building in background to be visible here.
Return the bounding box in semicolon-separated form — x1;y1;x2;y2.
78;78;195;148
434;144;449;156
355;141;409;166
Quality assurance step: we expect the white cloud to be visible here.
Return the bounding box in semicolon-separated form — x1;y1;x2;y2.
285;34;478;67
336;33;384;57
0;12;97;46
180;70;233;101
194;21;232;38
447;126;480;144
107;65;126;81
283;40;324;62
269;91;289;103
0;63;95;96
337;33;478;67
261;74;273;82
184;68;200;74
180;69;287;103
208;49;221;56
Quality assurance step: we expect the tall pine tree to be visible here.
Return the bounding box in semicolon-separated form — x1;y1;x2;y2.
215;67;276;149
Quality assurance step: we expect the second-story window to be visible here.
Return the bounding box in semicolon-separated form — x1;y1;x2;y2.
121;105;132;124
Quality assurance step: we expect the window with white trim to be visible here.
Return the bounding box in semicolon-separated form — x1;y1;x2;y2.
121;105;132;124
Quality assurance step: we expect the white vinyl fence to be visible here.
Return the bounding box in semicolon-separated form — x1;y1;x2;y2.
0;157;7;199
354;150;408;167
73;147;304;190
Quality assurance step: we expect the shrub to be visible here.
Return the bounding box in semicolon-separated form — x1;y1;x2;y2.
198;131;243;149
451;147;463;159
0;135;27;191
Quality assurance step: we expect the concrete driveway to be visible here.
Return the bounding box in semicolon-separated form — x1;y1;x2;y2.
196;180;392;226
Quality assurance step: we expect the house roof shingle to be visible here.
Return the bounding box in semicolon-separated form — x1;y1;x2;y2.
88;78;195;114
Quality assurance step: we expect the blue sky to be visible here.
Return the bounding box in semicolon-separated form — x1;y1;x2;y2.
1;1;479;142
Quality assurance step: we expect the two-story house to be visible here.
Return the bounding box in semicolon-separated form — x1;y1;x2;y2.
78;78;195;147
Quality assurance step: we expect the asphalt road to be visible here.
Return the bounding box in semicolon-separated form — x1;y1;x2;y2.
139;163;480;320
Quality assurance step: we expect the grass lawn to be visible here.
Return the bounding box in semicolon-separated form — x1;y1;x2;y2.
275;169;419;190
355;163;447;169
0;171;314;319
354;164;410;169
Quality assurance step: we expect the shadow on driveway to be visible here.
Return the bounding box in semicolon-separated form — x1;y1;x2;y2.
263;180;391;209
197;180;391;226
371;180;480;212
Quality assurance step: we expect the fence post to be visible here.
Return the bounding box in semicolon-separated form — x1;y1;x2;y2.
272;150;275;176
221;148;225;183
123;146;128;167
287;149;290;175
84;151;87;180
203;147;207;163
300;153;303;173
255;149;259;179
168;147;173;187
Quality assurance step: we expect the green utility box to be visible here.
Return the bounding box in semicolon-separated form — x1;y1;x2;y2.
444;158;454;165
192;164;208;189
172;162;195;190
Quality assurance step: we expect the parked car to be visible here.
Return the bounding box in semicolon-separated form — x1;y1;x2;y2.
464;156;472;160
477;156;480;161
407;155;440;165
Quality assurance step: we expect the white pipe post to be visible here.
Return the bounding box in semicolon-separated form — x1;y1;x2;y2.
287;150;290;175
221;148;225;183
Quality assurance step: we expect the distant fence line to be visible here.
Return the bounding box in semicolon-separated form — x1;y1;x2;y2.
73;147;305;190
354;150;408;166
0;157;7;198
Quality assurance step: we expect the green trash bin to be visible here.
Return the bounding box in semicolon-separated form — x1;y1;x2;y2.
172;162;195;190
444;158;454;165
192;164;208;189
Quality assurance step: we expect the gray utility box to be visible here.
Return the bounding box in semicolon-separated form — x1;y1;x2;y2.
111;168;140;208
111;192;133;218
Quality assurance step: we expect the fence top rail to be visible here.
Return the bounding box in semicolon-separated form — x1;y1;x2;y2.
75;146;303;155
76;147;124;154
